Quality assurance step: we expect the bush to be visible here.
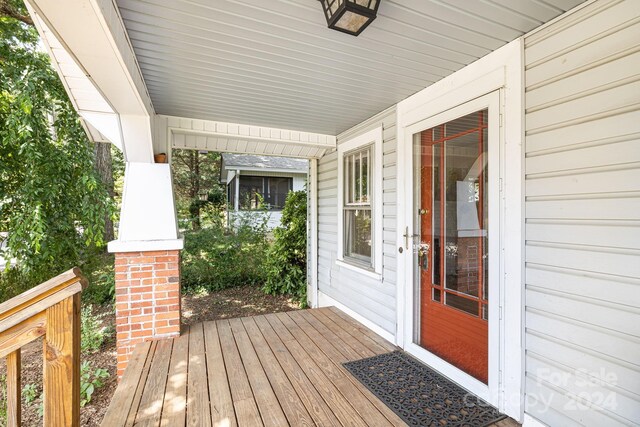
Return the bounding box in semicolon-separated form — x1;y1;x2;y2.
81;305;110;354
83;254;116;306
263;190;307;306
181;214;269;292
80;361;109;407
0;250;114;306
0;267;38;303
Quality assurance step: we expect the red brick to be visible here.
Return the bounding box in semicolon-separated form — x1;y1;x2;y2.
142;250;169;256
114;249;182;379
154;269;175;277
131;301;153;309
131;271;153;279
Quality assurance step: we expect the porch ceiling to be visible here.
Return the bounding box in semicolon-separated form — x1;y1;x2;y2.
116;0;583;135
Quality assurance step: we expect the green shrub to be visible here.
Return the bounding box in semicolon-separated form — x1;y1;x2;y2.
0;250;114;306
22;383;38;405
263;190;307;306
81;305;110;354
83;256;116;306
181;214;269;292
0;267;38;304
80;361;109;407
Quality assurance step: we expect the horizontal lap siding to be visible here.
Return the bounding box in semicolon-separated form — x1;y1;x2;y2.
524;1;640;425
317;107;397;335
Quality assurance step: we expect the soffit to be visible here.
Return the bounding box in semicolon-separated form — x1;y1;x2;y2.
116;0;584;135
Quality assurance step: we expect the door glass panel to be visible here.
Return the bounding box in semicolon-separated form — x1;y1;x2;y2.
414;108;489;384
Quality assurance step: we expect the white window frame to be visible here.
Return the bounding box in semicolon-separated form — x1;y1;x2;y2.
337;127;383;275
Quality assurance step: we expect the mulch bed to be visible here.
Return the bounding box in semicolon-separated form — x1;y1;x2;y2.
0;285;300;426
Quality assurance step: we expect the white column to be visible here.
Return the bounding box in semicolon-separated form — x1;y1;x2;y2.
309;159;319;308
108;162;182;253
234;170;240;212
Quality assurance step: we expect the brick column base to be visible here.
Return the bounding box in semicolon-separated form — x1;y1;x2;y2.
114;250;181;377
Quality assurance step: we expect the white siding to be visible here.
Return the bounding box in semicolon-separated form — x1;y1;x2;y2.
317;106;397;334
524;1;640;425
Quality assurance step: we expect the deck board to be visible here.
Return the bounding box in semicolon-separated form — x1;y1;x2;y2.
239;317;314;427
202;321;236;427
101;340;153;427
135;338;172;427
228;318;288;427
217;319;263;426
103;307;518;427
252;315;341;426
187;324;212;427
279;312;395;426
160;331;188;427
266;313;370;427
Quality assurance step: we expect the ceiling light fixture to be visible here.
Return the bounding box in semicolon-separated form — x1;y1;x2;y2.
318;0;380;36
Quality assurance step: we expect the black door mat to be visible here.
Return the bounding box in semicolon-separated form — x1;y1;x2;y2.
343;351;506;427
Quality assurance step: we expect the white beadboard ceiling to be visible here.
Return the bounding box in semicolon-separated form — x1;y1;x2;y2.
116;0;584;135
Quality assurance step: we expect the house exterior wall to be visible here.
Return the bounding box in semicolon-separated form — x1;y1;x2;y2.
317;106;397;336
523;1;640;425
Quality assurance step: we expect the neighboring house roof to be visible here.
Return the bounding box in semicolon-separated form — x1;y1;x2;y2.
220;154;309;182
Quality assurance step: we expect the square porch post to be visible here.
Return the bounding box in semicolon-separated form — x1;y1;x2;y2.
108;162;183;377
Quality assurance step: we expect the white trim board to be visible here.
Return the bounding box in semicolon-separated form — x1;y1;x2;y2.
395;38;525;421
317;291;396;344
165;115;336;160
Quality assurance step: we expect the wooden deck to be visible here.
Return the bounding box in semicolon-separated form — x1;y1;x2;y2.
102;307;517;426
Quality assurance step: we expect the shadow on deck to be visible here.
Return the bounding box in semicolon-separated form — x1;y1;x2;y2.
101;307;517;426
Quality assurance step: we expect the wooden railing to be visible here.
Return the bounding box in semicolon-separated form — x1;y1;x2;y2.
0;268;87;427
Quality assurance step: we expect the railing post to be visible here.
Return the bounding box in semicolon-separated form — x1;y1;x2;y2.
6;349;21;427
43;293;81;427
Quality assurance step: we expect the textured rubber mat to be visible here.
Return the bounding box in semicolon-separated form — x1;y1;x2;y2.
343;351;506;427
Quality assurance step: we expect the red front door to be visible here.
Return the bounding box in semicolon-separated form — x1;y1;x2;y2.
415;109;489;384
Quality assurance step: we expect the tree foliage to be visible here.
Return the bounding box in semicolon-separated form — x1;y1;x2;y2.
263;190;307;306
0;1;113;284
171;149;225;230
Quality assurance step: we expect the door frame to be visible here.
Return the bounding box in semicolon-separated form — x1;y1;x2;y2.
395;39;525;419
404;91;501;402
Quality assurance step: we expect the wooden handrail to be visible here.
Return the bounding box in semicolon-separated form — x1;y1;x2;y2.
0;268;87;427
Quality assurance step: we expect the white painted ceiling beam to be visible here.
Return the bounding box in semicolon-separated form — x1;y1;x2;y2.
26;0;155;162
162;115;337;160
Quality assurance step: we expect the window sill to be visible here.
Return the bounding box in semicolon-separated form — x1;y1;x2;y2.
335;260;382;281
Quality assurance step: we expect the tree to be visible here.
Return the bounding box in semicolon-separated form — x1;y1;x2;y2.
94;142;115;241
0;0;113;283
171;149;225;230
263;190;308;306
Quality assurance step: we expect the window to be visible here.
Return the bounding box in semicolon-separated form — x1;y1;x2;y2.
238;176;292;210
344;147;372;264
337;127;383;274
